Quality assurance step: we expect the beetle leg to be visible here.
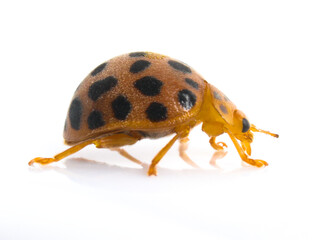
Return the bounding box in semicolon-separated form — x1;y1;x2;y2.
148;134;180;176
209;137;227;151
93;134;142;165
28;139;94;166
209;137;228;166
109;147;142;165
148;126;193;176
29;134;141;166
226;130;268;167
179;138;199;168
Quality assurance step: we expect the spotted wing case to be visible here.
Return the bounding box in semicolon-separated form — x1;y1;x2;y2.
64;52;206;144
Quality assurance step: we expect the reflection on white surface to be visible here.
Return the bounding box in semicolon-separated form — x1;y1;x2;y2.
29;157;265;189
1;151;317;240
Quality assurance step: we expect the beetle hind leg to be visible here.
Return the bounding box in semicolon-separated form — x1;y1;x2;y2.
29;133;142;167
29;140;94;166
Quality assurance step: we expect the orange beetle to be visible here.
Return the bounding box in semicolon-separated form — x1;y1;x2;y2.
29;52;278;176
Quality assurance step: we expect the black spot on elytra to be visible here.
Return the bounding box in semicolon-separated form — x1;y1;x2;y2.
134;76;163;96
130;60;151;73
242;118;250;133
129;52;146;57
91;62;107;76
69;98;82;130
185;78;199;90
112;95;132;120
213;91;222;100
168;60;191;73
219;104;228;114
178;89;196;110
146;102;168;122
88;110;105;129
88;76;118;101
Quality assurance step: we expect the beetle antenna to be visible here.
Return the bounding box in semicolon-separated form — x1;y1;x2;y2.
250;124;279;138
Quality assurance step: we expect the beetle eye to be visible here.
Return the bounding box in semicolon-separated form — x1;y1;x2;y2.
242;118;250;133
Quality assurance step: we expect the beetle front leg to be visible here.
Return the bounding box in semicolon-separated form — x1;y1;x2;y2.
226;131;268;167
179;138;199;168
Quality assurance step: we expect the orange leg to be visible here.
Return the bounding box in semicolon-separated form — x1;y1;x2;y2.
109;147;142;165
29;134;141;166
209;137;228;166
28;140;94;166
179;138;199;168
209;137;227;151
226;130;268;167
148;134;180;176
148;126;192;176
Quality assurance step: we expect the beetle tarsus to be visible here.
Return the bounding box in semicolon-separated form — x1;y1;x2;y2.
147;167;157;176
243;158;268;167
209;137;228;151
28;157;57;166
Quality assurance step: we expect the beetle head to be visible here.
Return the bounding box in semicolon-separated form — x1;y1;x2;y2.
223;109;253;155
226;109;251;135
224;109;279;156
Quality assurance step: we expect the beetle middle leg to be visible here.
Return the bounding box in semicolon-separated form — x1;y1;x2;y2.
148;126;191;176
179;138;199;168
147;134;180;176
209;137;228;166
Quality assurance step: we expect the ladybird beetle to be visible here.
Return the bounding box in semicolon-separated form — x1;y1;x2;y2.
29;52;278;176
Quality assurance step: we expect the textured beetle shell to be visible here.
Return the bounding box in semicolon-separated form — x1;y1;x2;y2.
64;52;206;143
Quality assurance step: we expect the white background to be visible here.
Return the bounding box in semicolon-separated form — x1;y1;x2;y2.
1;0;320;239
